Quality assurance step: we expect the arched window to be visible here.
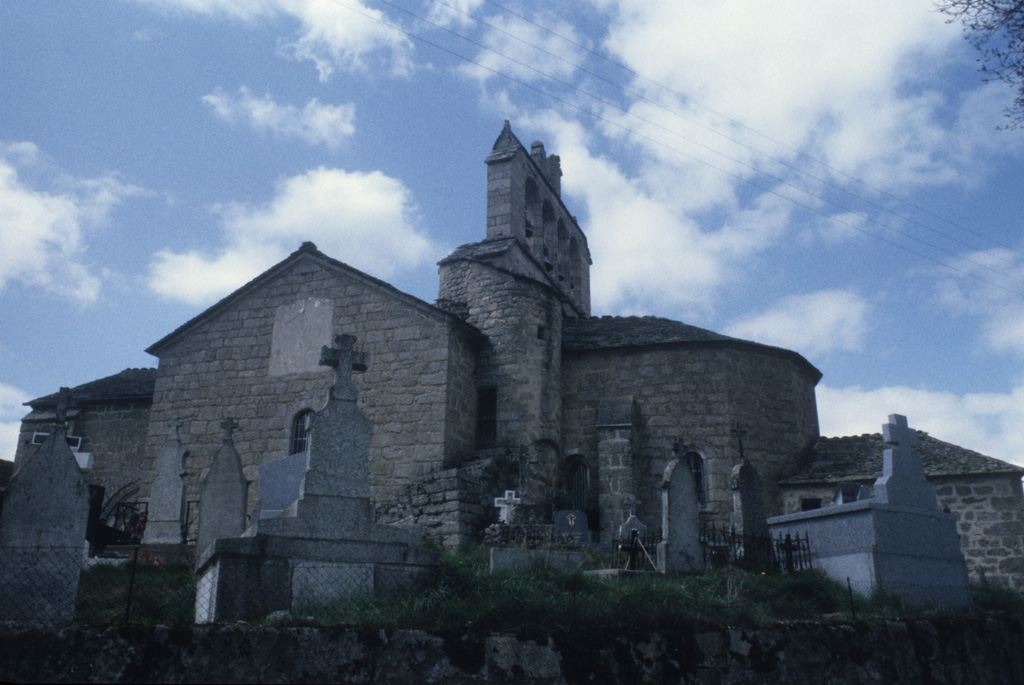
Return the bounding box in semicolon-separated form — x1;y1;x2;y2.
290;410;313;455
685;451;706;505
524;177;541;238
571;461;589;510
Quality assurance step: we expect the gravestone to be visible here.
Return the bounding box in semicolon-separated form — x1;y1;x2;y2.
553;509;588;543
144;419;188;544
769;414;971;608
731;459;771;565
0;389;90;626
494;490;521;523
195;418;248;560
656;458;703;573
195;334;439;623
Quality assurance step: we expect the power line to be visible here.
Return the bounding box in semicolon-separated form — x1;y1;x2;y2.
478;0;1024;259
325;0;1024;295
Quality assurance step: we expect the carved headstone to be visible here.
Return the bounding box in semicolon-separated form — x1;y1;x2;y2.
195;334;438;622
196;417;247;559
0;388;90;626
657;458;703;573
144;419;188;544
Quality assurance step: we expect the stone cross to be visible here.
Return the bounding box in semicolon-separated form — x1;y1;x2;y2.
220;417;238;443
320;334;366;401
53;387;74;426
873;414;936;509
494;490;520;523
731;422;747;460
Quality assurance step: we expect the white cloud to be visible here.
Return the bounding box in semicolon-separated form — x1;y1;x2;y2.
0;382;30;462
202;87;356;147
130;0;412;79
148;167;437;304
724;290;870;358
426;0;485;27
818;382;1024;468
935;247;1024;355
0;142;140;302
461;11;585;85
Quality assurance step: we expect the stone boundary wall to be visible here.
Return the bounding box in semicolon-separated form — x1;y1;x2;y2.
379;455;518;548
2;616;1022;683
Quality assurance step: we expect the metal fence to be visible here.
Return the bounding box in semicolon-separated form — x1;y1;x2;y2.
700;525;812;573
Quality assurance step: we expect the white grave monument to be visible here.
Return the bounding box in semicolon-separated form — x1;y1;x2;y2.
768;414;971;608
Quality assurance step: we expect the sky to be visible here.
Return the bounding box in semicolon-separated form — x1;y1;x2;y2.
2;0;1023;466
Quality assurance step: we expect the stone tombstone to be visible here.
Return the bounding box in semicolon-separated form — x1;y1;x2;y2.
0;388;90;626
196;417;248;559
618;510;647;540
195;334;439;622
768;414;971;609
656;458;703;573
144;419;188;544
731;459;773;567
553;509;588;542
731;459;769;539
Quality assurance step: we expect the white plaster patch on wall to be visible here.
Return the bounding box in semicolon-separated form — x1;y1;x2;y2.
269;298;335;376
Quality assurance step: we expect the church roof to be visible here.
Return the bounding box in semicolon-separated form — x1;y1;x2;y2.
26;367;157;408
147;242;481;356
562;315;822;380
780;432;1024;485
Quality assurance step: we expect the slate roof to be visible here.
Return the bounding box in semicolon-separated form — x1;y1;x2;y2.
562;315;822;380
27;368;157;408
780;432;1023;485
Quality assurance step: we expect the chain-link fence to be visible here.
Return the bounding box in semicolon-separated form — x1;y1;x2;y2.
0;541;994;629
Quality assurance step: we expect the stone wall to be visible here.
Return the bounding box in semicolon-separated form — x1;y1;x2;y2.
562;344;820;541
145;253;474;518
3;616;1023;683
935;474;1024;590
380;453;518;548
439;257;564;460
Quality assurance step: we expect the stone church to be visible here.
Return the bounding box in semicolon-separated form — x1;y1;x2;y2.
12;122;1024;588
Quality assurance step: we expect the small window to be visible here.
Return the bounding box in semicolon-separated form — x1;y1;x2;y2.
290;410;313;455
801;497;822;511
31;431;81;451
476;387;497;448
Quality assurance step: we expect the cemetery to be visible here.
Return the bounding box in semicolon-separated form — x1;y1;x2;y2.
3;125;1024;681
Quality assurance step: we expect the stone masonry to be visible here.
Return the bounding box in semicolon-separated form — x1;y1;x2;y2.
13;122;1023;588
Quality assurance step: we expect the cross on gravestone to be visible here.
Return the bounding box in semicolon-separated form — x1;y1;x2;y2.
731;422;747;460
494;490;521;523
320;334;367;401
220;417;239;443
873;414;936;509
53;387;75;425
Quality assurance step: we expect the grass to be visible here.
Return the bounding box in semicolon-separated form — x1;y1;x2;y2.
75;561;196;625
70;545;1024;631
279;546;1001;631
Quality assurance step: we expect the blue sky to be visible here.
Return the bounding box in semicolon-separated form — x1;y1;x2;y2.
2;0;1023;465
